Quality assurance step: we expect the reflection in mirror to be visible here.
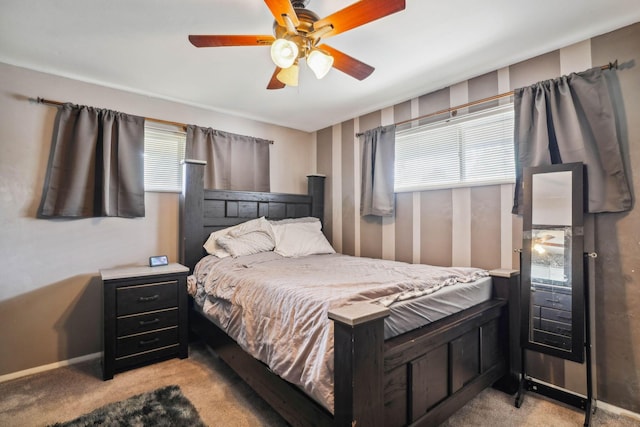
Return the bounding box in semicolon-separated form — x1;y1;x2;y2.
529;227;572;351
531;228;570;285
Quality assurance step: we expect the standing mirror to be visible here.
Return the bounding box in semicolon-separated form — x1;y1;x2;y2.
521;162;585;363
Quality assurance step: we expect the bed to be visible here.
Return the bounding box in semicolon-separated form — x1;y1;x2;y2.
179;160;520;427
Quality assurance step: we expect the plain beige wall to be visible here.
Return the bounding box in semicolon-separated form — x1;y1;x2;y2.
0;62;313;376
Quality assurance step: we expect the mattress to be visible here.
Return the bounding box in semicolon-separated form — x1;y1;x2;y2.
192;276;493;341
384;275;492;339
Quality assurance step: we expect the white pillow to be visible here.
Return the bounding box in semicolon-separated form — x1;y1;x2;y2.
203;217;273;258
217;231;275;257
271;219;335;257
203;229;234;258
229;217;274;238
268;216;319;226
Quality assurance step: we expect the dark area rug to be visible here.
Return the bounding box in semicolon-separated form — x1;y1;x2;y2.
48;385;206;427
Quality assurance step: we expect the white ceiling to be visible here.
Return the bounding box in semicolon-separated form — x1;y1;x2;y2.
1;1;638;132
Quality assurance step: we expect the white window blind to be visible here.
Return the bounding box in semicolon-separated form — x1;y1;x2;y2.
144;123;186;192
395;103;515;192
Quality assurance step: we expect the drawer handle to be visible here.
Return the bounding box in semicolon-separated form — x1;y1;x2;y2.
545;298;561;303
139;318;160;326
138;294;160;303
139;337;160;346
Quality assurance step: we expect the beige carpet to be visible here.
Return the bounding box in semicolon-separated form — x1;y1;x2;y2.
441;386;640;427
1;341;638;427
0;341;287;427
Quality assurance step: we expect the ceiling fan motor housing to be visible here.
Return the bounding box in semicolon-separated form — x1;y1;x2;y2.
291;0;310;9
272;5;320;58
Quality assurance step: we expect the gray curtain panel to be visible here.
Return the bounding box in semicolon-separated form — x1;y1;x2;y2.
360;124;396;217
38;104;145;218
185;125;271;192
512;67;632;214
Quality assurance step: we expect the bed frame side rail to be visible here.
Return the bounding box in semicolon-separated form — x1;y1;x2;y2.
190;308;333;427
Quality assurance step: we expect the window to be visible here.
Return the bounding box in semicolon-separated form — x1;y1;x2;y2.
394;104;515;192
143;123;186;192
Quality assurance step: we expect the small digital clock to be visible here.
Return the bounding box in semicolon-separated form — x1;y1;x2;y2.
149;255;169;267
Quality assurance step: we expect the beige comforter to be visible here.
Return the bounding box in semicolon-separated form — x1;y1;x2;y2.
188;252;488;412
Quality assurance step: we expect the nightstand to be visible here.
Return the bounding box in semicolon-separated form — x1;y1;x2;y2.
101;263;189;380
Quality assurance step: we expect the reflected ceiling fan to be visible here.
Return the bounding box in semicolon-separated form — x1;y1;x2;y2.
188;0;406;89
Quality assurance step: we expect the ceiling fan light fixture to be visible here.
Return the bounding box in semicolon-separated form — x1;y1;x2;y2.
276;62;299;86
188;0;406;89
270;38;299;69
307;49;334;79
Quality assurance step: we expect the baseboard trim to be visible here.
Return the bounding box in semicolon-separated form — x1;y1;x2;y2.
596;400;640;421
0;352;101;383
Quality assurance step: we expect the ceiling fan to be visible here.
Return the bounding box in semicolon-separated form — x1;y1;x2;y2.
188;0;406;89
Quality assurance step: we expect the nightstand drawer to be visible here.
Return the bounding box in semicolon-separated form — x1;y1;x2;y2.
117;308;179;337
541;306;572;323
540;319;572;336
116;327;178;358
532;329;572;351
117;281;177;315
531;289;571;310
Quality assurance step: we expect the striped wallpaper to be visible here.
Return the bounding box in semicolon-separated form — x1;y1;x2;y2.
314;22;640;414
317;42;606;274
317;63;528;272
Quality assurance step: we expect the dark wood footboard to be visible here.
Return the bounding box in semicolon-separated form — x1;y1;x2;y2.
328;270;519;427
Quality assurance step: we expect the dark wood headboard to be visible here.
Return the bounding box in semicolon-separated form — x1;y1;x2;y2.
179;160;326;271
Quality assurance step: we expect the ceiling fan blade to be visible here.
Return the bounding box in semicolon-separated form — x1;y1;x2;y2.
264;0;300;28
313;0;405;39
320;45;374;80
267;67;286;90
188;35;275;47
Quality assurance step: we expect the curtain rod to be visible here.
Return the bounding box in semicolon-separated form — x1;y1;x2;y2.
30;96;276;144
356;60;617;136
31;97;189;130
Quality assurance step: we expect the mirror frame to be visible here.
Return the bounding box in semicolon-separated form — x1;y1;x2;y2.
521;162;585;363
